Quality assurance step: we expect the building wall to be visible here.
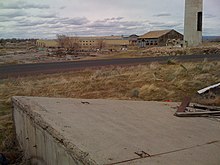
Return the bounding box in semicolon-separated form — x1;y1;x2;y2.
158;30;184;46
104;39;129;47
138;38;158;47
137;30;183;47
36;40;58;48
36;37;129;49
78;38;98;49
13;99;86;165
78;37;129;48
184;0;203;46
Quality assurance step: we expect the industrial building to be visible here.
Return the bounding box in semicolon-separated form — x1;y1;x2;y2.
36;36;129;50
184;0;203;46
137;29;183;47
36;29;184;49
36;40;59;48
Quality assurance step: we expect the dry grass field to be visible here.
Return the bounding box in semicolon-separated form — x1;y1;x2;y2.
0;60;220;163
106;42;220;59
1;42;220;65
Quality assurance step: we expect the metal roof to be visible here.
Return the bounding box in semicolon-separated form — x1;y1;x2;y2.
139;29;173;39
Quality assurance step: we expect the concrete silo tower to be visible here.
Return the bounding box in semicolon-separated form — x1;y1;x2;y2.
184;0;203;46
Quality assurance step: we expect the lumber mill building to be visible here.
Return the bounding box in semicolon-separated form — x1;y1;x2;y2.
138;29;183;47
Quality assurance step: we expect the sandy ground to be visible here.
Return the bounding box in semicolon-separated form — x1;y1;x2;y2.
0;42;219;65
0;50;116;65
0;51;81;65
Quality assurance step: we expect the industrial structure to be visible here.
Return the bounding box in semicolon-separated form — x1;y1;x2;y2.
36;39;58;48
184;0;203;46
137;29;183;47
36;36;130;50
36;30;183;50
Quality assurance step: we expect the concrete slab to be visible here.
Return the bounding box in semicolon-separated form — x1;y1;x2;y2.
12;96;220;165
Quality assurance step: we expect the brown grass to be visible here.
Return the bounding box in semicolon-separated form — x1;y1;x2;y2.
0;60;220;162
0;61;220;102
113;42;220;58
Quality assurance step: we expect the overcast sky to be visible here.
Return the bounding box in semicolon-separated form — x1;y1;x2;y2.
0;0;219;39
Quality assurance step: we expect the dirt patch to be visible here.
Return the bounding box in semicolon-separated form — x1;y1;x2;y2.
1;43;220;65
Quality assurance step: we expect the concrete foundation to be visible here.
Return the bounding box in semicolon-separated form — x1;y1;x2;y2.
184;0;203;46
12;96;220;165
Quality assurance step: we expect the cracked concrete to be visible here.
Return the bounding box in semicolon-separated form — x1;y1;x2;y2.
12;96;220;165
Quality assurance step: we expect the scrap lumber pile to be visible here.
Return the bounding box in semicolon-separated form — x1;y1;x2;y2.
175;97;220;117
175;83;220;118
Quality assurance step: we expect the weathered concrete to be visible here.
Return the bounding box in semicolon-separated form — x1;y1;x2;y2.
12;96;220;165
184;0;203;46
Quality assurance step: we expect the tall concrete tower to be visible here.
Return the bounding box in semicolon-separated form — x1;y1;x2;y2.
184;0;203;46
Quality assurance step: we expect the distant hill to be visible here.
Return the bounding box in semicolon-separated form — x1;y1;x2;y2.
203;36;220;42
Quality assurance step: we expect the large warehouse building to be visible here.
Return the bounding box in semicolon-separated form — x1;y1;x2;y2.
137;29;183;47
36;36;129;50
36;29;183;49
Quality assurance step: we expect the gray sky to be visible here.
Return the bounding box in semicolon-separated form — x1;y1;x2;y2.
0;0;219;39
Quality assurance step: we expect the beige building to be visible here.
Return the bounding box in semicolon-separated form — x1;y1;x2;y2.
36;40;58;48
36;36;129;50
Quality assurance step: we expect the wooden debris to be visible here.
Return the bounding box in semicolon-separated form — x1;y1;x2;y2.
197;83;220;94
176;96;191;113
175;111;220;117
175;97;220;117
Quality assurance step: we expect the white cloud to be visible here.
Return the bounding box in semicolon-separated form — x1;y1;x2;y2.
0;1;49;9
0;0;219;38
35;13;58;19
0;10;27;18
153;13;172;17
59;6;66;10
204;14;216;19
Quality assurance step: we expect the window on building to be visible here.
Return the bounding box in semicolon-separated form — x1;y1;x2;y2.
197;12;202;31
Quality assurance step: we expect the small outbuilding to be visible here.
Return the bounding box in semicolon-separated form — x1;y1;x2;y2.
138;29;183;47
128;34;139;46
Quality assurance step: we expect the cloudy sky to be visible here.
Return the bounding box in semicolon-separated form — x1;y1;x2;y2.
0;0;219;39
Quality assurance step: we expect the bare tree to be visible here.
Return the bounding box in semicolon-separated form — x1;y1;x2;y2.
56;34;67;48
66;37;80;50
57;35;80;49
97;39;105;51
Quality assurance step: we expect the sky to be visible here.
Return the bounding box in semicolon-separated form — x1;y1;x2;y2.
0;0;219;39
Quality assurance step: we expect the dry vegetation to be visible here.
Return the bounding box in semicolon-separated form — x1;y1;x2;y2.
1;42;220;65
0;60;220;162
105;42;220;59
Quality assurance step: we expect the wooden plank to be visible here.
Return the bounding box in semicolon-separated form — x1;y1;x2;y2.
175;111;220;117
176;97;191;113
192;104;220;111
